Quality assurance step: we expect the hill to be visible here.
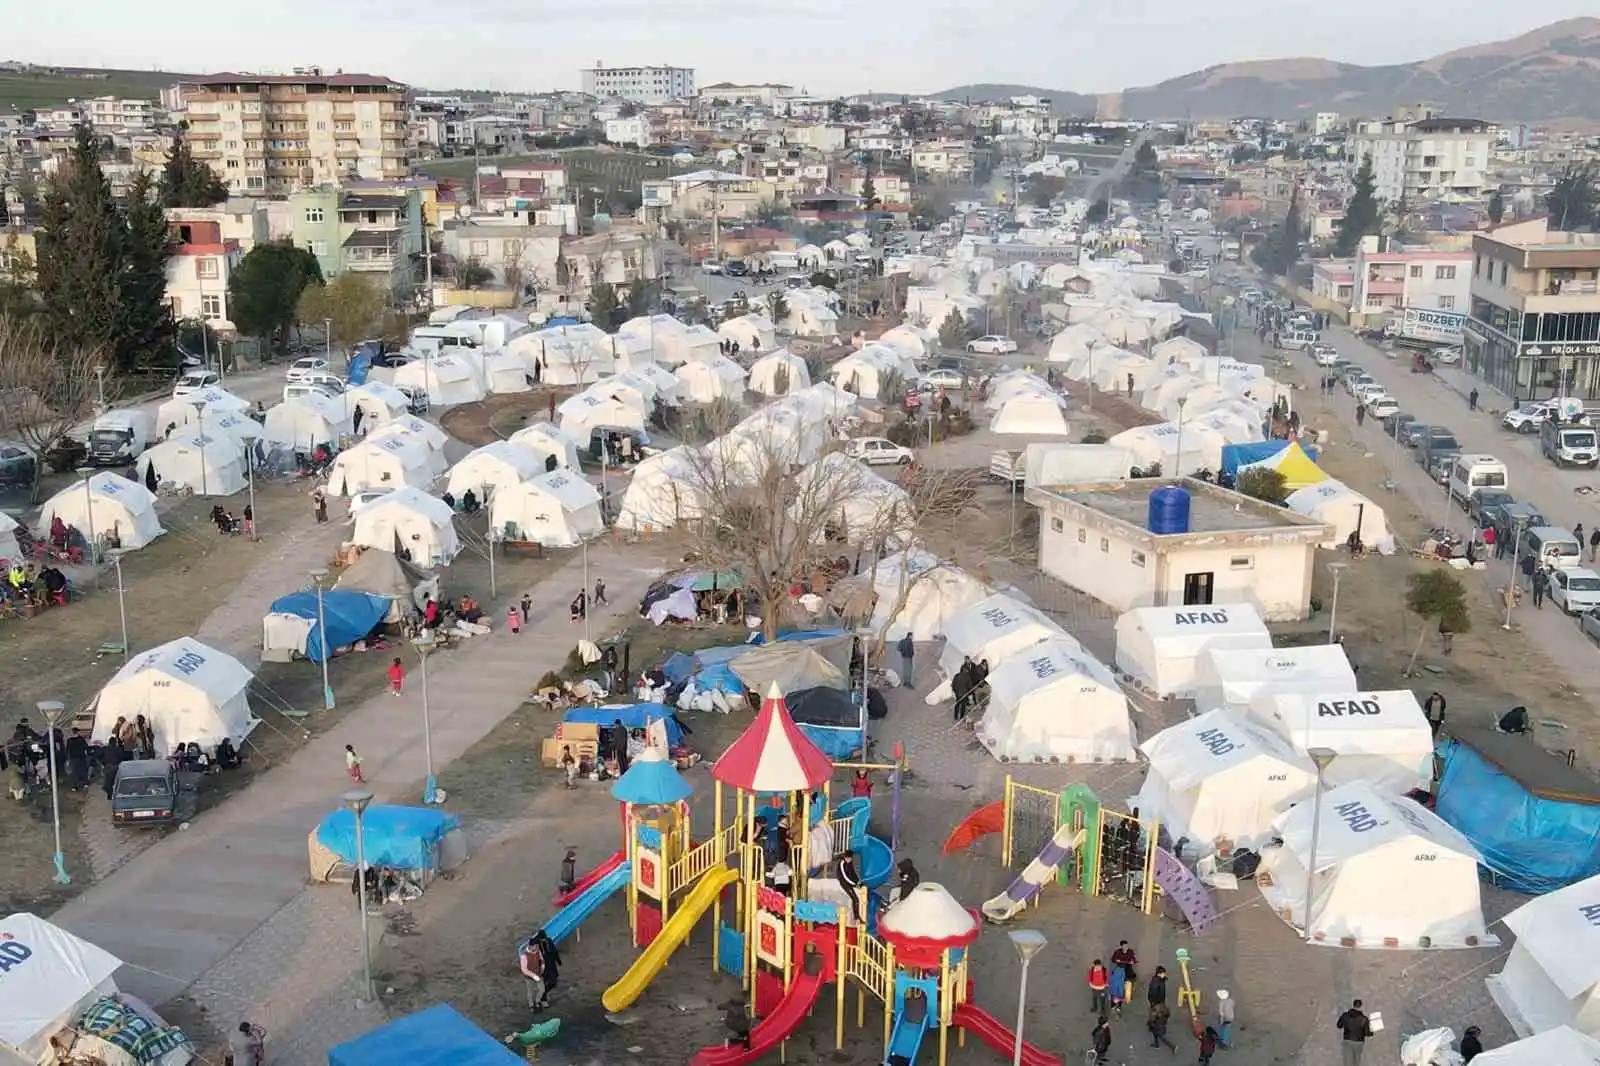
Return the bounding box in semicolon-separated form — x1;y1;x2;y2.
933;18;1600;121
0;66;189;112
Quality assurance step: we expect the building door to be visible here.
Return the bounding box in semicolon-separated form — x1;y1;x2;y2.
1182;572;1214;606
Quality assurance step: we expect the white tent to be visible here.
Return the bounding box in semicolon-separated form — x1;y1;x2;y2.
39;472;164;550
935;592;1068;678
989;394;1071;436
0;913;122;1066
626;363;685;406
974;636;1134;762
445;440;545;502
483;349;532;393
1152;335;1208;367
589;374;656;417
1114;602;1273;698
154;386;250;436
326;435;436;496
0;511;19;565
1107;422;1221;475
877;325;934;362
675;355;748;403
350;486;460;565
1490;876;1600;1038
987;372;1055;406
392;353;487;407
136;433;247;497
1287;480;1395;554
1194;645;1357;715
1092;350;1157;394
346;382;411;429
718;313;777;353
1257;781;1493;948
261;395;349;451
829;349;901;400
93;636;256;753
1023;443;1134;487
1251;689;1435;794
490;468;603;547
1471;1028;1600;1066
559;391;646;441
1134;708;1316;855
748;349;812;397
509;422;583;471
368;413;447;452
615;447;707;531
835;551;991;642
196;409;262;448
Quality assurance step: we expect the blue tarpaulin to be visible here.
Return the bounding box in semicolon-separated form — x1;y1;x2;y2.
1221;441;1287;478
1435;739;1600;894
563;702;685;745
316;804;461;871
270;589;392;662
329;1005;521;1066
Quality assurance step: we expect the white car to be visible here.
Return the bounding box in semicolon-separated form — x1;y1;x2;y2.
172;370;220;397
1434;346;1462;365
967;336;1018;355
1353;381;1389;404
700;261;724;275
1550;567;1600;614
1311;343;1340;366
919;368;966;391
1365;395;1401;419
845;437;914;466
286;356;330;383
1502;403;1554;433
1345;374;1377;396
347;488;394;518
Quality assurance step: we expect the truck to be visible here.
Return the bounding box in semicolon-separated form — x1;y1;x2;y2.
1541;416;1600;468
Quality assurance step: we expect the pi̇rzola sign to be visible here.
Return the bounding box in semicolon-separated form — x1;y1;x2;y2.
1317;698;1382;718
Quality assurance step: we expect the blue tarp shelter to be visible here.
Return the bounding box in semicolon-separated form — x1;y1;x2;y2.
316;805;461;871
329;1005;521;1066
1435;729;1600;894
1221;440;1287;479
563;702;685;746
269;589;392;663
660;645;748;696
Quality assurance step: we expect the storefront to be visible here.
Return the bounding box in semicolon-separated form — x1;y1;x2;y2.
1466;299;1600;404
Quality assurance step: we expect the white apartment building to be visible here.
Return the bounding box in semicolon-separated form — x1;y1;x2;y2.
579;64;694;104
1345;117;1493;205
604;116;651;149
784;124;846;153
78;96;158;131
911;142;974;178
697;83;794;108
1351;240;1472;317
1312;112;1341;136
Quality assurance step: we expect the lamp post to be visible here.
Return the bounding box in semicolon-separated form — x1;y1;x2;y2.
582;535;591;643
1301;748;1338;942
416;630;437;804
75;467;99;590
310;568;334;710
343;788;376;1003
39;700;71;884
245;446;259;541
1006;930;1047;1066
325;317;333;366
1174;396;1188;476
1326;561;1349;645
1504;516;1528;630
190;400;209;497
108;548;130;661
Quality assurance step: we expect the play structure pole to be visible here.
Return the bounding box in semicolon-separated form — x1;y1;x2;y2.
890;742;904;851
624;802;639;942
1001;777;1014;866
835;917;848;1048
800;790;813;897
939;949;951;1066
712;780;724;975
1140;816;1161;915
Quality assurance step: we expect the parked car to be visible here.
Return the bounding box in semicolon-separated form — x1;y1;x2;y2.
845;436;914;466
1311;343;1340;366
111;759;196;827
1493;502;1547;544
919;368;967;391
1503;402;1556;434
1365;395;1401;419
723;259;750;278
1434;346;1462;365
967;335;1019;355
172;369;221;397
1338;364;1370;385
701;261;725;275
1580;607;1600;644
0;440;36;486
1550;568;1600;614
1381;410;1416;435
1345;374;1378;396
1399;422;1431;447
286;356;330;383
1467;489;1517;528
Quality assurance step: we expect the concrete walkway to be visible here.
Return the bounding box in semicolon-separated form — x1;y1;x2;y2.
52;543;658;1055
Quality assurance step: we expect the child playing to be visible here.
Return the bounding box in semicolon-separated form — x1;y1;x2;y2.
559;848;578;896
508;603;522;635
560;746;578;789
387;657;405;695
850;769;872;798
344;744;365;783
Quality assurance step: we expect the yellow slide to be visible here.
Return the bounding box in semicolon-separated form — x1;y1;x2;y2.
603;865;741;1012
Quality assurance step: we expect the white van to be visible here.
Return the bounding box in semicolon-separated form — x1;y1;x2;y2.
1522;525;1584;571
1447;454;1509;506
283;381;343;404
408;326;481;356
1278;329;1319;349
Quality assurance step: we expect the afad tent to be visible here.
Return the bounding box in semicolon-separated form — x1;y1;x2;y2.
974;635;1134;763
0;913;122;1066
489;468;603;547
1237;440;1327;491
260;395;349;451
351;486;460;566
1108;422;1221;476
615;447;707;532
366;419;450;479
828;550;991;642
989;394;1071;436
482;349;531;394
1193;644;1358;716
154;386;250;435
934;592;1067;680
445;440;545;502
1489;875;1600;1038
509;422;583;472
558;392;645;441
675;355;748;403
748;349;812;397
262;588;391;663
1134;708;1316;855
345;382;411;429
39;473;164;551
136;434;247;497
1114;602;1273;699
392;353;487;407
327;434;436;496
1471;1029;1600;1066
1251;689;1435;794
1287;480;1395;554
93;636;256;754
335;548;439;623
1257;781;1494;949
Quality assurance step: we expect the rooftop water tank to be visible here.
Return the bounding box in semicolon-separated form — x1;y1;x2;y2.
1148;484;1192;535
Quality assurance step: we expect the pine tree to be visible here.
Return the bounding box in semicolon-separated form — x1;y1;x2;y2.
1487;190;1505;226
159;135;228;208
861;176;877;208
119;171;176;370
35;124;125;359
1333;154;1381;256
1546;161;1598;232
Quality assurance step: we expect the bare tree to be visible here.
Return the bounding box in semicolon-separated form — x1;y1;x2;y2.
0;317;112;499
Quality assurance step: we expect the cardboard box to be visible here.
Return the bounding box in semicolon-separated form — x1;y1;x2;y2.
556;722;599;744
542;736;599;768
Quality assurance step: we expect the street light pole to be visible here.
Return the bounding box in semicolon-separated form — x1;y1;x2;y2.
39;700;71;885
582;536;591;643
1174;396;1188;476
1301;748;1338;942
311;568;334;709
1006;930;1047;1066
343;789;376;1003
1504;516;1527;630
245;447;259;541
1326;561;1349;645
416;630;437;804
109;549;130;661
191;400;209;497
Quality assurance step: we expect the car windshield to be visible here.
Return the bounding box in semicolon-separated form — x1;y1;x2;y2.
1431;435;1459;449
115;776;171;798
1565;431;1598;448
1569;576;1600;591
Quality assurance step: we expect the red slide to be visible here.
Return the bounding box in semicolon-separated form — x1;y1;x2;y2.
943;800;1005;855
689;966;826;1066
551;850;627;907
950;1003;1062;1066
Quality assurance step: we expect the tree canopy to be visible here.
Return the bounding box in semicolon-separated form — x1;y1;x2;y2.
1546;162;1597;232
159;136;229;209
1333;155;1382;256
296;274;387;349
35;124;126;363
229;241;324;349
119;171;177;369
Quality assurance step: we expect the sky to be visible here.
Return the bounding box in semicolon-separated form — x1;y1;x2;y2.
11;2;1599;97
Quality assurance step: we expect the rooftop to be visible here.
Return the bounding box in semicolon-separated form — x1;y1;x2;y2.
1032;477;1324;536
184;72;403;90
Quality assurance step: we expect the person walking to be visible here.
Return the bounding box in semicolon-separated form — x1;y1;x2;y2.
1590;525;1600;562
1533;566;1550;609
521;594;533;626
1577;523;1587;548
1355;401;1366;427
1198;1025;1220;1066
1336;1000;1372;1066
1216;989;1235;1047
1469;388;1480;411
1148;1001;1175;1052
896;631;915;688
1147;965;1168;1008
344;744;366;783
387;657;405;696
593;578;608;607
1423;691;1446;737
1087;959;1110;1015
1091;1016;1113;1065
507;604;522;635
519;937;548;1009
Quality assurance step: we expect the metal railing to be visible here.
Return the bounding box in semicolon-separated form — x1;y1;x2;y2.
670;824;737;894
847;930;894;1003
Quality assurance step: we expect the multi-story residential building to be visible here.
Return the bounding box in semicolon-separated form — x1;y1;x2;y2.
164;218;240;332
834;166;911;206
696;83;793;108
35;105;83;128
1465;218;1600;403
579;64;694;105
81;96;158;131
1345;117;1493;205
782;124;846;153
167;202;271;257
499;164;569;202
603;116;651;149
1312;112;1342;136
911;141;973;178
560;224;663;298
288;185;424;293
177;70;408;196
640;171;776;221
1350;240;1472;316
441;215;564;290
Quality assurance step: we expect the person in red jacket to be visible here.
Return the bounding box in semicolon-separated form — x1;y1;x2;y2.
1088;958;1110;1014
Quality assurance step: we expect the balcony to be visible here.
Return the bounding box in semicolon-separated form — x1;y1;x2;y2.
1366;277;1405;296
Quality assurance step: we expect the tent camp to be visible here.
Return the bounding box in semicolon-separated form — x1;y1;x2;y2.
334;548;439;623
730;640;849;693
1236;441;1327;491
1251;689;1434;794
974;636;1134;763
1257;781;1493;949
39;473;164;551
327;435;436;496
350;486;461;565
1114;603;1273;698
675;355;748;403
1471;1029;1600;1066
489;468;603;547
482;350;532;394
327;1005;520;1066
1108;422;1221;476
748;349;812;397
718;312;777;353
935;592;1068;679
445;440;545;502
93;637;256;754
558;392;646;440
615;447;708;531
260;395;349;451
154;386;249;435
1134;708;1316;855
392;353;487;407
828;551;991;642
369;413;448;453
345;382;411;429
1489;876;1600;1038
262;588;391;663
135;434;247;497
1287;480;1395;554
0;913;124;1066
509;422;583;472
1193;644;1358;715
989;394;1071;436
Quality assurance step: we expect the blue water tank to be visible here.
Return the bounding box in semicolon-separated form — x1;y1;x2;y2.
1148;484;1192;535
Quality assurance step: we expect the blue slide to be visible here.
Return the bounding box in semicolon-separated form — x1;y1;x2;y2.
542;862;630;945
884;1009;928;1066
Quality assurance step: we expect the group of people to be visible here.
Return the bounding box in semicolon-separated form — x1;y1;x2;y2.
1087;948;1231;1065
3;717;90;797
209;504;252;536
4;560;70;610
950;655;990;724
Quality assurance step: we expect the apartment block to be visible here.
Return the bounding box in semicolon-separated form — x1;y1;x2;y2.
579;64;694;104
178;69;408;196
165;218;240;331
81;96;158;131
1352;242;1471;316
287;185;424;293
1345;117;1492;205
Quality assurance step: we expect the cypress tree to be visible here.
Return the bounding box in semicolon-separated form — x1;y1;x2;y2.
121;171;176;370
160;135;229;209
35;124;125;358
1334;154;1382;256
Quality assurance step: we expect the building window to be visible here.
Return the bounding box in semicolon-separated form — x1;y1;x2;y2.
316;121;327;131
1409;264;1423;278
1076;528;1087;543
1229;555;1254;570
1500;262;1508;285
1130;550;1146;568
1436;265;1457;280
1050;517;1063;532
197;258;220;280
1365;296;1385;309
470;240;489;257
1438;295;1456;310
1475;254;1482;276
201;295;223;320
1099;537;1110;553
304;207;324;223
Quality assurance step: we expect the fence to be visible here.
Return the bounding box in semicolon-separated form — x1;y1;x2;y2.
1002;776;1062;869
670;824;737;894
1095;808;1159;914
846;930;896;1043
